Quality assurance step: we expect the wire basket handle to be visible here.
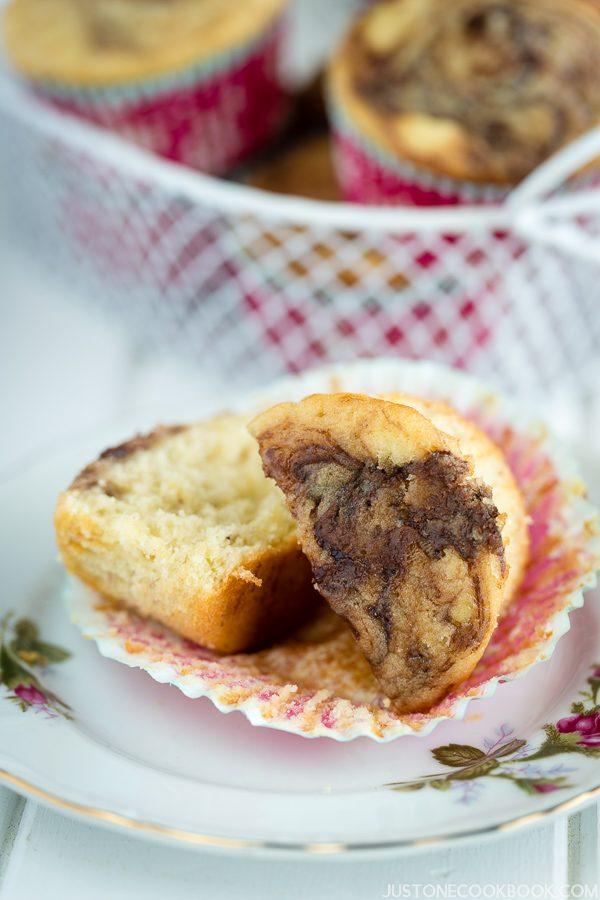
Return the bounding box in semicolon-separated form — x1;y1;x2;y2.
510;126;600;264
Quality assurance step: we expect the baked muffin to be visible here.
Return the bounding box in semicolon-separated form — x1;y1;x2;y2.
247;134;340;201
250;392;528;712
4;0;289;173
328;0;600;203
55;416;317;654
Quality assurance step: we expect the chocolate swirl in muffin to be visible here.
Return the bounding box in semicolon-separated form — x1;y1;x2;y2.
349;0;600;183
259;431;502;697
249;393;526;713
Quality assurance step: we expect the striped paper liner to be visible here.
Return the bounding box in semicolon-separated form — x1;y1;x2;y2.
29;19;288;174
328;100;510;207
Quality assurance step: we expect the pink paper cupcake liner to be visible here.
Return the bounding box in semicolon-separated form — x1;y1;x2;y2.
329;104;600;204
329;110;509;207
26;20;287;303
68;360;600;742
31;20;288;175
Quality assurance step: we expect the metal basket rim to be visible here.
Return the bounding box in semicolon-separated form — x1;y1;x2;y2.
1;75;599;241
0;75;514;234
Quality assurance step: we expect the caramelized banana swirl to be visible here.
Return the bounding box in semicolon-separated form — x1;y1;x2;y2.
340;0;600;184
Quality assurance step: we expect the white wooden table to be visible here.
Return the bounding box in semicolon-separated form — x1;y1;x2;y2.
1;245;599;897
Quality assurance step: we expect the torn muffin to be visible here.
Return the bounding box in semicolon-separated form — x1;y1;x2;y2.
249;393;528;713
55;415;318;654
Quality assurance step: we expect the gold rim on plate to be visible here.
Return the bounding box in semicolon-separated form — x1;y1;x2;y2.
2;767;600;855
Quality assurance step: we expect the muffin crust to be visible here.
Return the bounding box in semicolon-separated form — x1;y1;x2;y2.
4;0;287;85
250;393;528;712
55;416;317;654
330;0;600;184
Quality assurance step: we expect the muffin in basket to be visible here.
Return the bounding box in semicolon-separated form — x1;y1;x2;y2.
328;0;600;204
3;0;290;174
247;133;340;202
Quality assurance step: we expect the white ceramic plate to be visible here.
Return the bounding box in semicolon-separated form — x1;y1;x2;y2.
1;361;600;856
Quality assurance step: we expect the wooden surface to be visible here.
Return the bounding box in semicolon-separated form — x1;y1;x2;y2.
0;246;599;897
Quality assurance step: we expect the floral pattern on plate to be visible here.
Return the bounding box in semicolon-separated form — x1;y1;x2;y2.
389;661;600;800
0;613;72;718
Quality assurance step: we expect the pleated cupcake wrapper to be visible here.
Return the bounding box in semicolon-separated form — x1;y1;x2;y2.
328;99;510;206
30;19;288;174
68;359;600;742
29;20;286;289
329;104;600;205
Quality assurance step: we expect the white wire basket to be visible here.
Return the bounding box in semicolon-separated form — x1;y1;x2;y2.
0;12;599;402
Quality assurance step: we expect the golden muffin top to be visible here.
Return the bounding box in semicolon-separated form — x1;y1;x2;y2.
330;0;600;185
3;0;287;86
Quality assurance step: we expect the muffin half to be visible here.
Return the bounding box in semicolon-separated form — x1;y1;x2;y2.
250;392;528;712
55;416;316;653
